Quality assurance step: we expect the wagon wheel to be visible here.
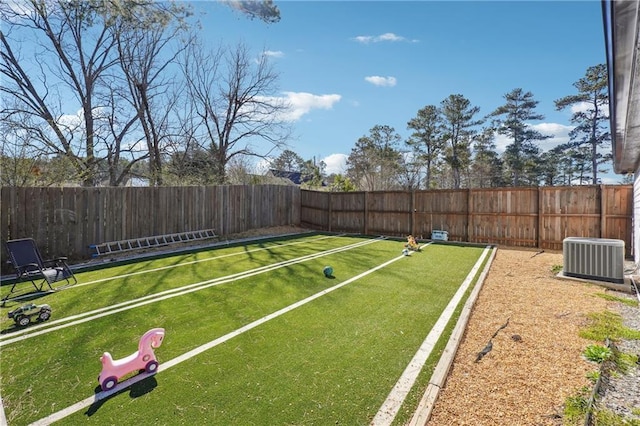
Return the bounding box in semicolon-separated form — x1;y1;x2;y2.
101;376;118;392
38;310;51;321
16;316;30;327
145;360;159;374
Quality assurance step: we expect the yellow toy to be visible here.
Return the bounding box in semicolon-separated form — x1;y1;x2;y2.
405;235;420;251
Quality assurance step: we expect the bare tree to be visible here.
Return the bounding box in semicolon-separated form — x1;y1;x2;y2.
98;84;147;186
1;114;45;186
227;156;261;185
181;40;290;184
396;151;423;190
1;0;278;187
0;1;119;185
0;0;190;186
114;19;190;186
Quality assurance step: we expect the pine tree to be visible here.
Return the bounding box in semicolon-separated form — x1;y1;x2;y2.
440;94;482;189
554;64;610;184
489;88;550;186
406;105;444;189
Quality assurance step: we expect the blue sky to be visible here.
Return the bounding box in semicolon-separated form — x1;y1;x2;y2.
195;0;619;182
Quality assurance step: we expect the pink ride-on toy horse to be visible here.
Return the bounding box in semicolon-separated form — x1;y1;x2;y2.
98;328;165;392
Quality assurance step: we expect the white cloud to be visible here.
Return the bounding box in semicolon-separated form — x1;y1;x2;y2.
493;133;511;153
58;107;113;129
570;101;591;114
353;32;415;44
254;157;271;174
493;122;574;153
262;50;284;58
376;32;404;42
568;101;610;118
249;92;342;122
529;123;573;150
365;76;397;87
280;92;341;121
57;110;84;129
600;175;623;184
322;153;348;175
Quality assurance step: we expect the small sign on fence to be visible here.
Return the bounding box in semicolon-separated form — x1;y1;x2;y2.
431;230;449;241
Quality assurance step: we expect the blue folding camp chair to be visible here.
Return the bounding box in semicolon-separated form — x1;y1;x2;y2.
2;238;77;304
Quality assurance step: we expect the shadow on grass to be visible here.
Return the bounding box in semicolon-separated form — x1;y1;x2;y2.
86;376;158;417
0;293;56;334
0;289;53;308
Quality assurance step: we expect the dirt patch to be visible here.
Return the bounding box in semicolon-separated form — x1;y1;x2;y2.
428;247;611;425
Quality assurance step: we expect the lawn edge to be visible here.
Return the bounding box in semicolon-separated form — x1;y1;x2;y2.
408;245;498;426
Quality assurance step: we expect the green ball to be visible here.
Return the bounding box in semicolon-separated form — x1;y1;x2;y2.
323;266;333;277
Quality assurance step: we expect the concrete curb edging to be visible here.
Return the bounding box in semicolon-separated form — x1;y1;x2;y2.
408;246;498;426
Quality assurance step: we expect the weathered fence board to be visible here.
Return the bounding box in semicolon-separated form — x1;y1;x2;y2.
540;186;601;250
2;184;632;267
301;185;633;256
469;188;538;247
300;190;329;231
1;185;301;264
414;190;469;241
601;185;633;242
330;192;366;234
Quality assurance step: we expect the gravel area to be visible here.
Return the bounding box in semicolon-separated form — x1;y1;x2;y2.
595;299;640;422
427;248;640;425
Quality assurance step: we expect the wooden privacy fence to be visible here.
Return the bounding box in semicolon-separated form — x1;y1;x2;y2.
1;185;301;262
301;185;633;256
1;184;633;266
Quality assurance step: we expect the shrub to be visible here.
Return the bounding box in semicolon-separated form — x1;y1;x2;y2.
583;344;612;363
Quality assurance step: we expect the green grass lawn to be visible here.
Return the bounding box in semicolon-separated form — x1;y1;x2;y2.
0;234;488;425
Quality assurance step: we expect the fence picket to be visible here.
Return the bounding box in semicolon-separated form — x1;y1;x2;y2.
0;185;632;269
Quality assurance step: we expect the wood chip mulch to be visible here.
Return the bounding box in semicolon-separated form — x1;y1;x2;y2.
428;248;611;425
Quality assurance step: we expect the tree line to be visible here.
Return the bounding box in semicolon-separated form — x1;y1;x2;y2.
270;64;613;192
341;66;612;191
1;0;283;187
1;2;614;190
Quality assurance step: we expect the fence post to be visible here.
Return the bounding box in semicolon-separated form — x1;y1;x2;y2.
411;190;416;236
328;192;332;233
363;191;368;235
600;184;606;238
537;187;543;249
466;189;471;242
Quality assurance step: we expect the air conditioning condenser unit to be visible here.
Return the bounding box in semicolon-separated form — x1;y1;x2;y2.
563;237;625;284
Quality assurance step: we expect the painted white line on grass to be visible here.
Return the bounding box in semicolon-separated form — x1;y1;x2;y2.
29;248;409;426
67;234;343;289
0;392;7;426
408;246;497;426
371;246;492;426
2;234;341;305
1;238;383;347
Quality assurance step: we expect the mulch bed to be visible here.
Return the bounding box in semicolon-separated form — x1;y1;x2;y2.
428;248;613;425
